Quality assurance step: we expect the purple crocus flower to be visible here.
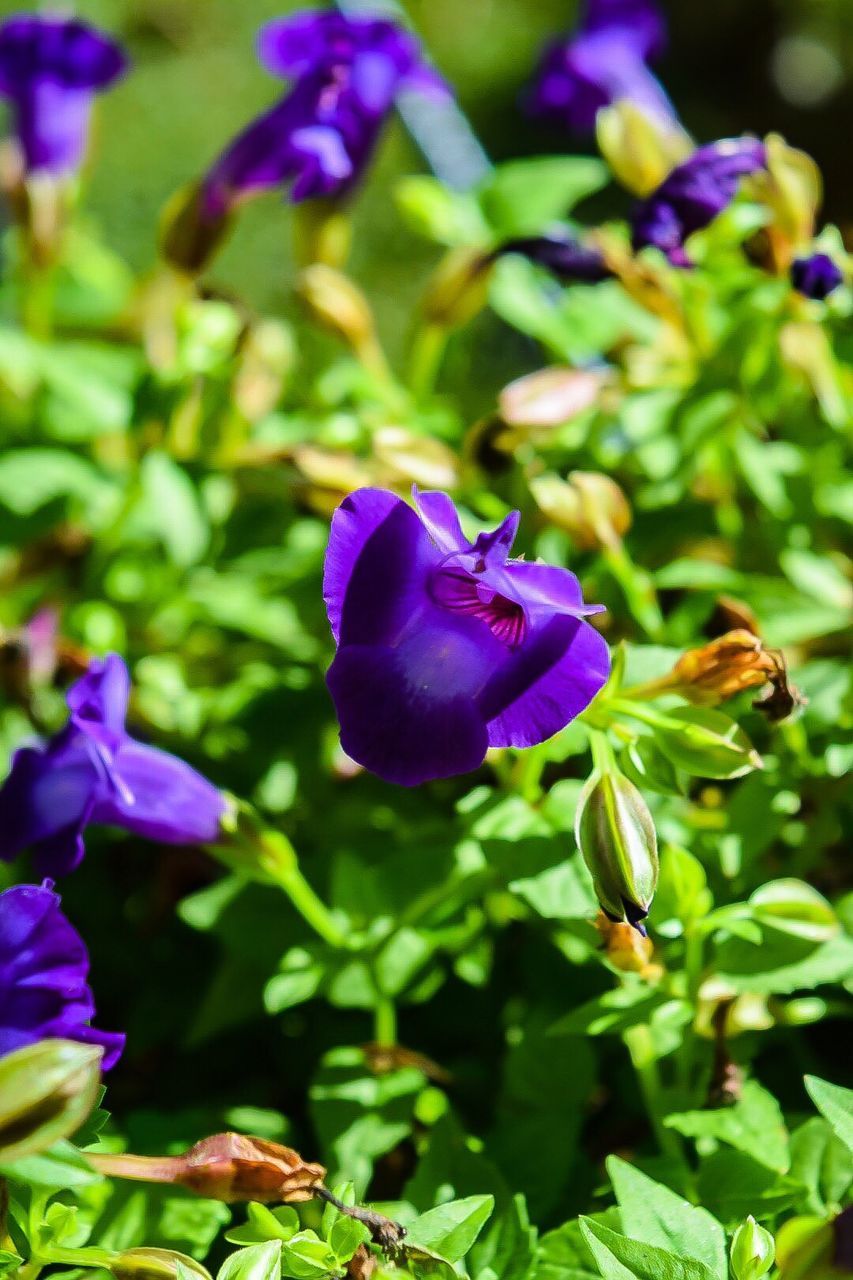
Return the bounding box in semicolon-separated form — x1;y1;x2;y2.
0;654;228;878
528;0;675;135
0;880;123;1067
200;10;447;219
323;487;610;786
791;251;844;300
0;14;127;177
495;234;613;283
631;137;766;266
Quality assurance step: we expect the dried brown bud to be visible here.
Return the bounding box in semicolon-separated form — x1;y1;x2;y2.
160;182;232;275
594;912;659;977
362;1042;451;1085
530;470;631;551
664;630;804;719
89;1133;326;1204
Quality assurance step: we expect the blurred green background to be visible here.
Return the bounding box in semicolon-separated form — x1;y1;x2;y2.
2;0;852;341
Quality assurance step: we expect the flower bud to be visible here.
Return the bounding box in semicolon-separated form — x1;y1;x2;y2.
88;1133;326;1204
530;470;631;551
232;320;295;422
747;134;821;271
653;707;762;779
160;182;232;275
420;247;493;328
596;100;692;197
731;1216;775;1280
498;367;606;430
296;265;377;359
111;1249;212;1280
0;1038;103;1162
575;769;659;932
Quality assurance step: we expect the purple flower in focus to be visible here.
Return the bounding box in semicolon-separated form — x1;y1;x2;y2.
791;251;844;300
0;14;126;177
495;234;613;283
200;10;447;218
631;137;766;266
0;881;123;1066
529;0;675;135
324;487;610;786
0;654;227;877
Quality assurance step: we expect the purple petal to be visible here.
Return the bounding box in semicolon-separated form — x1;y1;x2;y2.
92;740;226;846
791;252;844;300
258;11;357;79
480;615;611;748
0;882;123;1067
288;124;354;200
0;737;97;869
501;560;606;617
412;486;468;553
583;0;668;61
67;653;130;742
324;489;441;648
327;643;489;786
0;15;127;93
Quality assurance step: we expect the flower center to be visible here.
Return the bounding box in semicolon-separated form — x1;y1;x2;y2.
430;566;527;648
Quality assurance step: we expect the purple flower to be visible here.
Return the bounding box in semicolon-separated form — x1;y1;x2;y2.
323;487;610;786
0;880;123;1067
631;137;766;266
495;234;612;283
200;10;447;218
791;251;844;300
528;0;674;135
0;14;126;177
0;654;228;878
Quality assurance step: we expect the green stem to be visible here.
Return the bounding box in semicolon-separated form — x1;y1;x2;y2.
373;994;397;1047
408;323;448;398
588;728;617;776
270;859;349;950
677;926;705;1097
606;697;683;734
624;1023;686;1171
602;544;665;641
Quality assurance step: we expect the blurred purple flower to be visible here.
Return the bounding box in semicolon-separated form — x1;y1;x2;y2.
495;234;613;283
528;0;674;135
324;487;610;786
631;137;766;266
0;654;227;878
201;10;447;218
791;251;843;300
0;880;123;1067
0;14;126;177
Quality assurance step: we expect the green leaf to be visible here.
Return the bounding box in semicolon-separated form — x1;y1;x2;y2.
137;452;209;567
395;176;489;246
579;1218;717;1280
788;1118;853;1215
478;157;608;237
665;1081;789;1173
0;448;116;518
804;1077;853;1156
217;1241;282;1280
653;708;761;781
606;1158;727;1280
0;1251;23;1279
749;881;838;943
405;1196;495;1264
0;1139;102;1189
225;1205;300;1245
328;1215;369;1264
281;1231;337;1279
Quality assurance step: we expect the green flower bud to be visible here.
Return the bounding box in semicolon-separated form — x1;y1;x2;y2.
575;768;659;932
652;707;762;780
731;1216;775;1280
0;1038;103;1162
111;1248;212;1280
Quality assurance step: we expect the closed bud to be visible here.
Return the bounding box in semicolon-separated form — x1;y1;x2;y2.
420;247;493;328
89;1132;326;1204
111;1249;212;1280
498;367;606;430
575;768;659;932
653;707;762;779
596;101;692;196
747;134;821;271
0;1038;103;1162
160;182;232;275
731;1216;775;1280
297;265;376;356
530;470;631;551
232;320;295;422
